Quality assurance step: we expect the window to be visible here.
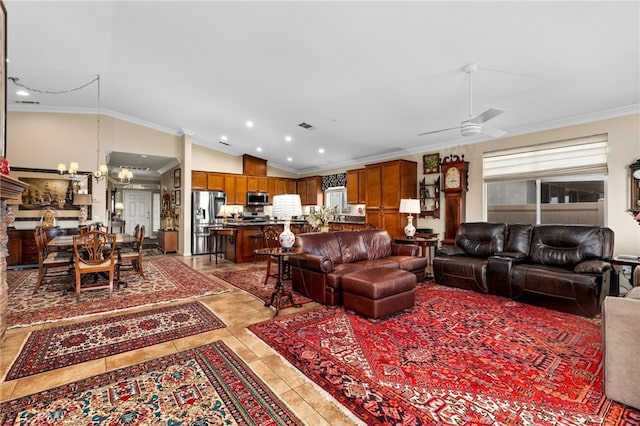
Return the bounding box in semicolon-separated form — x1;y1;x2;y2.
325;187;347;214
484;134;607;226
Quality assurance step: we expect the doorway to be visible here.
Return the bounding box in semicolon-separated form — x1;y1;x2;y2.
123;190;152;235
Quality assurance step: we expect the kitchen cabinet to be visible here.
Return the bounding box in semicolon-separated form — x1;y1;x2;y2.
365;159;417;237
297;176;322;205
234;175;248;206
207;173;225;191
192;171;207;190
347;168;367;204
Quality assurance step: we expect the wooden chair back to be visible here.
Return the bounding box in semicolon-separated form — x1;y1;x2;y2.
73;231;115;266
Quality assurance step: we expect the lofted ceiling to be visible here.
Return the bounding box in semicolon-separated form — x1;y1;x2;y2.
5;1;640;175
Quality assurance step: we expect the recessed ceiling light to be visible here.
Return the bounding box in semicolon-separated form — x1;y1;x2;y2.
16;90;29;96
256;147;262;152
220;135;228;141
287;157;293;162
318;148;325;154
245;121;254;128
285;136;292;142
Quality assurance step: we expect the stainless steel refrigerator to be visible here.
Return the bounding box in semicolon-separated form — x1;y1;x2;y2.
191;190;226;255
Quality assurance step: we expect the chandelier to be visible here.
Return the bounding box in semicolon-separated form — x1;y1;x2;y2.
118;167;133;183
10;74;120;182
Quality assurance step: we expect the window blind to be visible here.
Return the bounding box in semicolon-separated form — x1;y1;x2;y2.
483;134;608;182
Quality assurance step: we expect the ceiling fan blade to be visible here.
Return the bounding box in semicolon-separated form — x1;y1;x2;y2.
417;126;459;136
469;108;505;124
481;125;507;138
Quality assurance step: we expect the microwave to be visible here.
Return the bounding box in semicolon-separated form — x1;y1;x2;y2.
246;192;269;206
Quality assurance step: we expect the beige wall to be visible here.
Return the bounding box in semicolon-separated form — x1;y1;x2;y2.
6;111;640;256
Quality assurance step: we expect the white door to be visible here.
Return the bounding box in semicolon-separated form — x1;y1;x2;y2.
123;190;152;235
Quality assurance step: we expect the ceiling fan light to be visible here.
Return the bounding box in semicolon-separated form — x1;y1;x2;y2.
461;121;481;136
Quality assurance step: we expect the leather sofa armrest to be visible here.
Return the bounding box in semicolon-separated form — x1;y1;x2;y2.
494;251;528;261
391;243;418;256
288;253;335;273
438;245;466;256
574;259;612;274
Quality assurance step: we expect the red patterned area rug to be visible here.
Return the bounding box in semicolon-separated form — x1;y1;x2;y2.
6;256;228;328
213;267;312;308
0;341;303;425
250;284;640;425
4;302;225;381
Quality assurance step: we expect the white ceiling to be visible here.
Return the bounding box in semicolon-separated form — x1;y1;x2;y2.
5;1;640;175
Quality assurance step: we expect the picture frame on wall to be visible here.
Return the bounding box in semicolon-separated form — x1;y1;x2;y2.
423;153;440;174
174;190;181;206
173;168;181;188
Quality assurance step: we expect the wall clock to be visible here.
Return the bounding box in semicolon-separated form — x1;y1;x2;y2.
440;155;469;245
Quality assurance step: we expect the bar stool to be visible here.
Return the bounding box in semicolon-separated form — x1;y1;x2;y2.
249;233;266;262
209;228;234;264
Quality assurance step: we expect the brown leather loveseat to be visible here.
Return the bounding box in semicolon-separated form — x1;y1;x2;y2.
289;229;427;306
433;222;614;317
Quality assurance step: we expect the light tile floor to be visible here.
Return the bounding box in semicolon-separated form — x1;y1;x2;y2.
0;254;361;425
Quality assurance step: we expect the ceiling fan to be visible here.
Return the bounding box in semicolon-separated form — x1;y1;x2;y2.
418;63;506;138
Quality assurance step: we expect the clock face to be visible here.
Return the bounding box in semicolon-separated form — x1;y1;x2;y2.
633;169;640;180
445;167;461;189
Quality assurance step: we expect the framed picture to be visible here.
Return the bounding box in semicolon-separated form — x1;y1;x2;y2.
423;153;440;174
9;167;93;221
174;190;181;206
174;168;181;188
0;1;7;159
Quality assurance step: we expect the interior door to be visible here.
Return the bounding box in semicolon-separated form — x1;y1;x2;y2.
123;190;152;235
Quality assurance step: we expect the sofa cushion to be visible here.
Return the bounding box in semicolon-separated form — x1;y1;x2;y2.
336;231;369;263
455;222;507;257
361;230;393;260
530;225;603;267
505;224;533;255
326;263;366;289
295;232;343;265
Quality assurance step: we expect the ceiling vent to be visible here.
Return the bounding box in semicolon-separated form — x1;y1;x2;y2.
298;122;313;129
15;100;40;104
219;141;230;146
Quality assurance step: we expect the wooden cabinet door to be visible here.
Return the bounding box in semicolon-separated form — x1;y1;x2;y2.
224;175;237;204
207;173;225;191
268;177;277;202
286;179;296;194
347;170;359;204
192;171;207;190
235;175;248;206
358;169;367;203
276;178;287;195
382;162;402;208
297;179;307;204
247;176;259;192
366;165;382;208
307;177;323;206
366;208;382;229
258;177;269;192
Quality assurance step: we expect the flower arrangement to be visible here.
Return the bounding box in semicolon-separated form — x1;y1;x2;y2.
307;206;337;230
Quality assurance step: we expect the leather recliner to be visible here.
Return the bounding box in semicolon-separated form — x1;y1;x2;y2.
434;222;614;317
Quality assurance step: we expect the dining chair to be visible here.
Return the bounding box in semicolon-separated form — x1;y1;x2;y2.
72;231;117;302
33;227;73;294
117;225;146;285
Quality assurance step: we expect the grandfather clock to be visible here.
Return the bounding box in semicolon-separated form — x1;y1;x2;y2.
440;155;469;245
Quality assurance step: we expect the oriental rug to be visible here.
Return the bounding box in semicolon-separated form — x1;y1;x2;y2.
6;256;228;328
0;341;303;425
213;267;313;308
250;284;640;425
4;302;226;381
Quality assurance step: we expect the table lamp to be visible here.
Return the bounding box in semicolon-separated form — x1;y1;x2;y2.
73;193;92;226
272;194;303;250
399;198;421;238
115;202;124;219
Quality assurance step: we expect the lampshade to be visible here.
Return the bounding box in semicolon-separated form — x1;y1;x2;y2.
399;199;421;214
272;194;303;219
272;194;302;250
73;193;92;206
115;202;124;211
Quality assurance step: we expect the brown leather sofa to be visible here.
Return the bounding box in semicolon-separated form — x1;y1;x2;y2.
433;222;614;317
289;229;427;306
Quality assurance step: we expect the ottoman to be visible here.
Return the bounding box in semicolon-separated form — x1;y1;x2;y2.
342;267;416;320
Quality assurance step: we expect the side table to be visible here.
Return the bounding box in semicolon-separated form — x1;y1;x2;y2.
611;255;640;296
254;247;304;316
394;236;439;278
